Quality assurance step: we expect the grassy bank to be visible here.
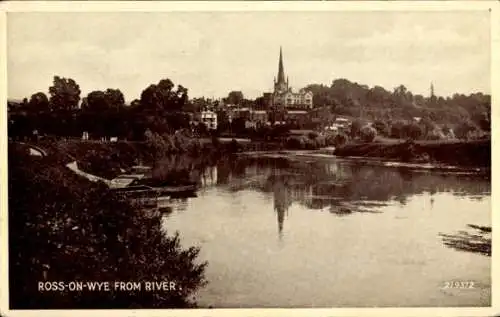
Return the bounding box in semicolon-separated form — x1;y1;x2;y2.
333;139;491;167
8;144;207;308
35;138;284;179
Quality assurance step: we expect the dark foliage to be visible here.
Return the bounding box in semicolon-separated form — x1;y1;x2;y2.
334;139;490;167
305;79;491;128
360;126;377;143
8;146;207;308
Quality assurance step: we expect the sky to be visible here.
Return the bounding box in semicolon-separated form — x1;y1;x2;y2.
7;10;491;102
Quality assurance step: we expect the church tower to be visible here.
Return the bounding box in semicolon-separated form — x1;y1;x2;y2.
430;82;436;104
274;46;289;93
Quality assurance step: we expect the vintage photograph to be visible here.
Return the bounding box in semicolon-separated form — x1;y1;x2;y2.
4;4;493;313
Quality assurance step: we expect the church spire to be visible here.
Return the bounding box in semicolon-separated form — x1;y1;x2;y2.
277;46;285;84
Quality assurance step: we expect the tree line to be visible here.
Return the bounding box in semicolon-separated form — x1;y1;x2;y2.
8;75;491;141
9;76;191;140
305;79;490;131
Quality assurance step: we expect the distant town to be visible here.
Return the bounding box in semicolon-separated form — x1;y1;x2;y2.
7;46;491;147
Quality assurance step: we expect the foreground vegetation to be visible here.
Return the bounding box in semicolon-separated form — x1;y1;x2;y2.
9;144;207;308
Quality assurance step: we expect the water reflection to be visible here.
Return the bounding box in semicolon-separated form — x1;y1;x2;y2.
440;224;492;256
157;154;490;307
156;154;490;242
273;179;290;239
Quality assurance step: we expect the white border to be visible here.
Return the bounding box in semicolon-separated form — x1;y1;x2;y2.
0;1;498;317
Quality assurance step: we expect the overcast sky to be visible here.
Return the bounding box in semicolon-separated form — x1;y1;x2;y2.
7;11;490;102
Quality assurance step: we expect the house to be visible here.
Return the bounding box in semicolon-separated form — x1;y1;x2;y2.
250;110;268;127
245;120;258;129
201;110;217;130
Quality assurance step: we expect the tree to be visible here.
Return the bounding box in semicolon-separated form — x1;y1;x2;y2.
104;88;125;110
226;91;244;106
28;92;50;114
83;91;109;112
254;96;267;110
48;76;81;112
80;89;126;138
140;78;188;115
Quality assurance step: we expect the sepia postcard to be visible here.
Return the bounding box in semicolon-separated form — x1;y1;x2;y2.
0;1;498;317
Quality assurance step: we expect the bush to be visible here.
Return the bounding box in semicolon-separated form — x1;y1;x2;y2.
286;136;305;150
372;120;389;136
9;152;206;308
455;120;479;139
228;139;241;153
390;121;406;139
403;123;423;140
325;134;336;146
350;119;363;138
315;135;326;148
425;129;445;141
308;132;319;140
419;118;436;137
360;126;377;143
304;137;319;150
333;133;348;147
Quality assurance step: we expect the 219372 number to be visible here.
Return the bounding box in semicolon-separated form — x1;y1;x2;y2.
442;281;475;289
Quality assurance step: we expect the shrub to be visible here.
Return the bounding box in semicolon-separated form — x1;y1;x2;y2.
419;118;436;137
315;135;326;148
390;121;405;138
228;139;241;153
286;136;305;150
360;126;377;143
372;120;389;136
455;120;479;139
333;133;348;147
325;134;337;146
9;152;206;308
403;123;423;140
425;129;445;141
304;137;319;150
350;119;363;138
308;132;319;140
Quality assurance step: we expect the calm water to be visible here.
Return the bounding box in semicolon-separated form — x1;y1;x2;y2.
159;154;491;308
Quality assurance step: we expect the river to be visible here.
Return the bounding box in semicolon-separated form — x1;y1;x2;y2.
159;154;491;308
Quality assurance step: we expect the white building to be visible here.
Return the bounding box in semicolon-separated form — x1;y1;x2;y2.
201;110;218;130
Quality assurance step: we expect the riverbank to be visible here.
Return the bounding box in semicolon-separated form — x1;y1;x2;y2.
333;139;491;168
8;144;207;308
33;138;284;179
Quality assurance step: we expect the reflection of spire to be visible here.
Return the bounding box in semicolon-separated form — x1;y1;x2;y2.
273;179;291;239
277;204;285;239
